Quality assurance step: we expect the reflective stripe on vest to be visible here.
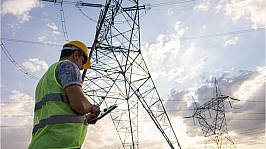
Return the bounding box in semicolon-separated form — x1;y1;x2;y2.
33;115;88;133
34;93;69;111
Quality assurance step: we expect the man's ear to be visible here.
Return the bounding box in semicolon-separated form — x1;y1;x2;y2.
73;51;79;60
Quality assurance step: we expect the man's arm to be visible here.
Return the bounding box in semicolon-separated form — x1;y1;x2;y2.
65;84;100;115
56;61;100;115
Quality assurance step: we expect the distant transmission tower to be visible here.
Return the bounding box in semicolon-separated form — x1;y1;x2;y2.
81;0;181;149
185;78;239;149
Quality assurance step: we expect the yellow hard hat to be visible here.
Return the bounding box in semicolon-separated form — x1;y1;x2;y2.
63;40;91;69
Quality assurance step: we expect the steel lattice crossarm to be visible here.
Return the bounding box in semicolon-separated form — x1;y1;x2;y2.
40;0;104;7
193;95;232;137
82;0;181;148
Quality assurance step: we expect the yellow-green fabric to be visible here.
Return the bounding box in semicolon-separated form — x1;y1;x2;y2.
28;60;88;149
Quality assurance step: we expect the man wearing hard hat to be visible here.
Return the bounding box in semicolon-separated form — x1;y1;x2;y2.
28;40;100;149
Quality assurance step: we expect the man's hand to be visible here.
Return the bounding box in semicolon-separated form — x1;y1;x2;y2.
85;113;98;124
85;105;100;124
91;105;101;115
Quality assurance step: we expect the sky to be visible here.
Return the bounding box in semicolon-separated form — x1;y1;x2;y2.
1;0;265;149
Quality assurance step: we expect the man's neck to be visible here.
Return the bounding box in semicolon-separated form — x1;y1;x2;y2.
60;57;70;61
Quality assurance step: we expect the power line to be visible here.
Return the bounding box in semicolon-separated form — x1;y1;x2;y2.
41;0;102;24
226;112;265;114
226;118;265;121
1;114;33;117
180;28;265;41
1;38;62;46
78;3;150;24
1;125;32;128
41;0;103;40
2;27;264;47
233;127;265;133
78;8;98;23
235;131;265;135
1;111;264;117
1;41;40;80
164;99;265;103
1;100;263;116
150;0;198;8
149;4;265;11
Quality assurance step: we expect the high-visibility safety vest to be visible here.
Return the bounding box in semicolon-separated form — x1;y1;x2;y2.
28;60;88;149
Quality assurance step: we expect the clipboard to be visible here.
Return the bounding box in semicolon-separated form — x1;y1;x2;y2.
88;104;118;122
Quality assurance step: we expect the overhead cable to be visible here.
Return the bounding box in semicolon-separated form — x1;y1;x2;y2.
150;0;198;8
1;41;40;80
60;2;69;42
180;28;265;41
78;8;98;23
1;38;62;46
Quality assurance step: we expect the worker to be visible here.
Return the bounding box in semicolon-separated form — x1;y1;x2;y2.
28;40;101;149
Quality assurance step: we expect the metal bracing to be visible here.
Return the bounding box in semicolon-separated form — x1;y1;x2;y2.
82;0;181;148
186;78;239;149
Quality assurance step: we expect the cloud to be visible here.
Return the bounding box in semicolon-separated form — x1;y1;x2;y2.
38;19;62;41
141;22;213;87
47;22;58;30
233;66;266;102
194;1;211;11
223;37;238;46
142;21;186;80
215;0;265;29
167;8;174;15
1;90;34;126
168;66;185;81
183;42;196;61
2;0;42;23
51;31;62;35
23;58;48;72
38;35;46;42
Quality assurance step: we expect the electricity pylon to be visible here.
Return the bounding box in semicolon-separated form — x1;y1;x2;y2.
40;0;181;148
80;0;181;149
185;78;239;149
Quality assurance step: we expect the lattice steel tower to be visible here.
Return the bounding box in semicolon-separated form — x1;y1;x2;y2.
81;0;181;149
186;78;239;149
